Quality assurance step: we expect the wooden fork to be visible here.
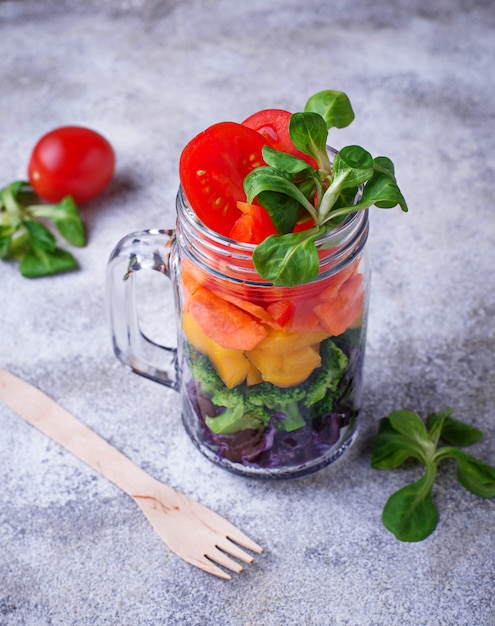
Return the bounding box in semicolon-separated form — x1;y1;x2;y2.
0;369;263;580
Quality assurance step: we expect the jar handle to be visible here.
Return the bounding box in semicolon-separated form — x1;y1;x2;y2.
106;228;179;390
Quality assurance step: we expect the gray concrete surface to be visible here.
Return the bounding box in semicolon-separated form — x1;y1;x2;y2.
1;1;494;624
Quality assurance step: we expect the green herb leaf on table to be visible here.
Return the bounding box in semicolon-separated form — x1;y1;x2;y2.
382;467;438;543
0;181;86;277
29;196;86;247
19;246;78;278
388;409;430;444
426;409;483;447
371;408;495;542
24;219;57;251
370;416;427;469
438;448;495;499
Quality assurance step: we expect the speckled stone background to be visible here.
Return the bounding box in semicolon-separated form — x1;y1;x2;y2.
1;1;494;625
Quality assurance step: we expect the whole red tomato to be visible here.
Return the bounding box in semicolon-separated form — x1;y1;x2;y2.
28;126;115;204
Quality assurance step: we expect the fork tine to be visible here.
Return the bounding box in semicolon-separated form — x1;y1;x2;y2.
188;498;264;556
225;529;264;555
206;546;245;574
216;538;256;564
189;555;233;580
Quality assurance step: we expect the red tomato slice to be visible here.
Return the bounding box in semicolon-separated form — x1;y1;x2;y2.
228;213;254;243
229;201;278;244
266;300;294;327
179;122;269;237
293;217;315;233
242;109;318;168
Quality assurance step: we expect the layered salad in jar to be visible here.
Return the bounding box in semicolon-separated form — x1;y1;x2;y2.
177;90;407;477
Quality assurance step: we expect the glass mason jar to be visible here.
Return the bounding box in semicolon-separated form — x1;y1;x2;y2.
107;181;370;480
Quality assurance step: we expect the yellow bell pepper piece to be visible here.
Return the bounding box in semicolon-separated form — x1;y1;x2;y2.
254;327;329;354
182;312;250;388
246;344;321;388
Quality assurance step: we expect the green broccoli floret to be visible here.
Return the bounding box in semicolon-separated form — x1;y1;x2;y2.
205;386;272;435
210;385;244;408
188;350;225;396
189;347;338;434
303;339;348;416
205;403;265;434
246;382;307;432
247;382;306;409
188;349;268;435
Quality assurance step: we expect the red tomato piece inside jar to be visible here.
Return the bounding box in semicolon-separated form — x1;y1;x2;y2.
179;121;270;237
242;108;318;168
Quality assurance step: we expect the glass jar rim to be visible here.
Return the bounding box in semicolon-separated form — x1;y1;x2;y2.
176;188;368;289
177;186;366;249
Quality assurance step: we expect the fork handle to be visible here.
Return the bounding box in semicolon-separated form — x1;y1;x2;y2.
0;369;170;498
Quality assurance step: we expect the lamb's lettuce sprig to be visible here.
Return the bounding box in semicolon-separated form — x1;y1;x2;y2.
371;407;495;542
0;181;85;277
244;89;408;287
